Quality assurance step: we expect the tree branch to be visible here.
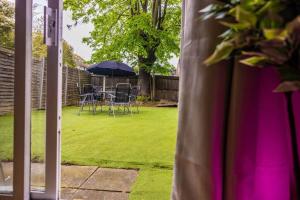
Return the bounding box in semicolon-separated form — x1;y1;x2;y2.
103;10;127;44
161;0;168;25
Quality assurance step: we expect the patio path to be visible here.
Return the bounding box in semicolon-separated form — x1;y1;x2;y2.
0;162;138;200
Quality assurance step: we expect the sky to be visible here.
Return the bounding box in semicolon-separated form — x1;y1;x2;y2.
8;0;178;65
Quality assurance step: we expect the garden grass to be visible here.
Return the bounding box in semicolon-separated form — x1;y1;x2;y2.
0;106;178;199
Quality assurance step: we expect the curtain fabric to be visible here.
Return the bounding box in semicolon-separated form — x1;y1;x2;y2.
172;0;300;200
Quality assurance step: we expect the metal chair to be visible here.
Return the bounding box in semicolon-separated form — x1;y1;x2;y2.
93;86;106;112
107;83;132;117
78;84;97;115
130;86;140;113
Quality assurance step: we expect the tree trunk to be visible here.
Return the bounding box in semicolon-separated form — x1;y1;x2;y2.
138;67;151;96
286;92;300;200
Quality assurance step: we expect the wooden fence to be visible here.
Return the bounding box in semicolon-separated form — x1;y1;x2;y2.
0;47;90;115
154;75;179;102
0;47;179;115
91;75;179;102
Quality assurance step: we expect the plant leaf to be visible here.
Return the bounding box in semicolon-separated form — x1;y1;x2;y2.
274;81;300;92
242;51;266;57
229;5;257;26
204;41;234;66
219;21;250;30
263;29;288;40
199;4;220;13
239;56;268;67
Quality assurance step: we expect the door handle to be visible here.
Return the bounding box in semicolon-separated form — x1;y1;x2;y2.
44;6;58;46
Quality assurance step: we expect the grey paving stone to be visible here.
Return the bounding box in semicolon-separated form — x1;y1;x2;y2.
61;165;98;188
0;162;137;200
60;188;78;200
81;168;138;192
72;189;128;200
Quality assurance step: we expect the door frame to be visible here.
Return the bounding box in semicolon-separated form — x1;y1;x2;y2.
0;0;63;199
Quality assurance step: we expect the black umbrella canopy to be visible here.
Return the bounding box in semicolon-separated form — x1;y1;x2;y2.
87;61;136;77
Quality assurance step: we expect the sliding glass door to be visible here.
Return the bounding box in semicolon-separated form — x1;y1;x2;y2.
0;0;62;199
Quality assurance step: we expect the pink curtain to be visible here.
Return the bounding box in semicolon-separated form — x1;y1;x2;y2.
172;0;300;199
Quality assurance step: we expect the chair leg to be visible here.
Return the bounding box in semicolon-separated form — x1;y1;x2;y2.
78;96;87;115
129;104;133;115
93;102;96;114
112;104;115;118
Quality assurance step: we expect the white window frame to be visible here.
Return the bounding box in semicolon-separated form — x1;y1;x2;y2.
0;0;62;199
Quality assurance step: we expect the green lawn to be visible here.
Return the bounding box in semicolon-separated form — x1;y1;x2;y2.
0;106;178;199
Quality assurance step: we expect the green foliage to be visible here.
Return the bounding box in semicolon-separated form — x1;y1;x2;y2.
204;41;234;65
63;40;76;67
0;0;14;49
200;0;300;92
32;31;77;68
137;95;151;102
0;1;80;68
32;31;47;59
64;0;181;74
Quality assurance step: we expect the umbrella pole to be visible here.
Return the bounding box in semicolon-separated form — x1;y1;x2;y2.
103;76;106;99
112;71;114;91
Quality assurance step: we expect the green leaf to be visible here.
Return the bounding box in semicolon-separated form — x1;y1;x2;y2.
204;41;234;66
220;21;251;31
263;29;288;40
199;4;218;13
229;5;257;27
239;56;268;67
218;29;234;39
256;1;282;16
274;81;300;93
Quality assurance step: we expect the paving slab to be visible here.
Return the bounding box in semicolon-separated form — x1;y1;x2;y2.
1;162;46;189
1;162;98;188
0;162;138;200
0;162;13;187
61;165;98;188
31;163;45;188
60;188;78;200
81;168;138;192
71;189;128;200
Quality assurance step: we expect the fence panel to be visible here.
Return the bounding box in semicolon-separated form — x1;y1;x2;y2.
0;47;179;115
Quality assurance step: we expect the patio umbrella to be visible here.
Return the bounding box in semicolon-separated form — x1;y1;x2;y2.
87;61;136;77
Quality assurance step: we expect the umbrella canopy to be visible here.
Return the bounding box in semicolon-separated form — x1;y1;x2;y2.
87;61;136;77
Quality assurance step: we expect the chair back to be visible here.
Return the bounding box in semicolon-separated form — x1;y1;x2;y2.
115;83;131;103
83;84;94;94
131;86;140;97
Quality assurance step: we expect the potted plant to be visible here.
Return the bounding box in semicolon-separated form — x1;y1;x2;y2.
200;0;300;197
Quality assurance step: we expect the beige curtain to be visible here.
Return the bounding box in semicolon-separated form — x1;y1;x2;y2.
172;0;230;199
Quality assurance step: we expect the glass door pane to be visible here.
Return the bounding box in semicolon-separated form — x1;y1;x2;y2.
31;0;48;192
0;0;15;194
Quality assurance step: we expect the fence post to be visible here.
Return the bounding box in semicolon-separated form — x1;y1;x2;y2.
152;75;156;100
78;68;81;94
64;66;68;105
39;58;45;109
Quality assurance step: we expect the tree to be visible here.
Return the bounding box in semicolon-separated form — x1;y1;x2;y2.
32;31;77;68
0;1;80;67
32;31;47;59
64;0;181;96
63;40;76;68
0;0;14;49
